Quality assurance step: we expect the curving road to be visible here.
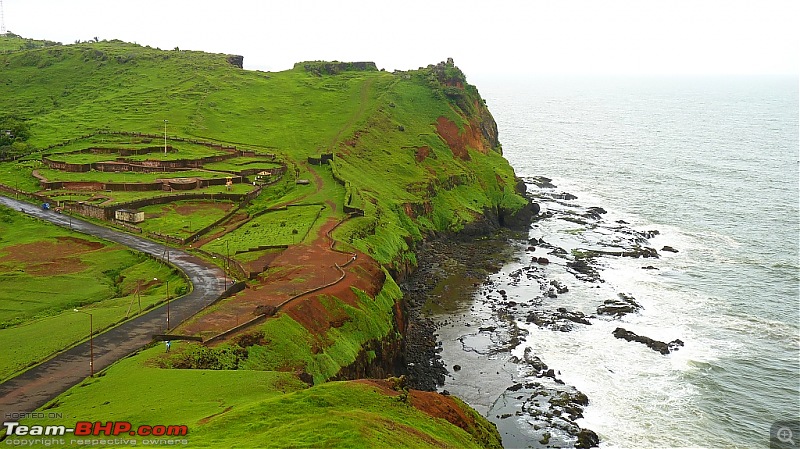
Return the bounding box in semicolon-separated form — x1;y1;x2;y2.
0;195;228;423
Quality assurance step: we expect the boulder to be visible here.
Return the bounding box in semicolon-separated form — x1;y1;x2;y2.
612;327;684;355
597;293;642;317
575;428;600;448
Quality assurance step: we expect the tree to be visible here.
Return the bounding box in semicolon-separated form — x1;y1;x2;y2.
0;115;30;146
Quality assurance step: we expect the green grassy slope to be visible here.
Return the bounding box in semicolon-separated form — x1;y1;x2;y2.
0;39;527;264
0;36;525;447
24;345;489;448
0;205;186;380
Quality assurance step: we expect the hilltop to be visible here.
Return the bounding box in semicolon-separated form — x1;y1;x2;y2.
0;34;532;447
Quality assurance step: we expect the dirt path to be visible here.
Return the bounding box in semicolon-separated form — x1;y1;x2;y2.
0;195;228;422
327;78;373;152
180;216;358;339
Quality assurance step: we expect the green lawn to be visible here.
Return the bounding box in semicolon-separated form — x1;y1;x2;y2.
0;160;43;192
93;183;256;206
137;200;235;238
17;345;491;448
202;204;324;255
36;168;230;183
0;205;187;380
201;157;282;173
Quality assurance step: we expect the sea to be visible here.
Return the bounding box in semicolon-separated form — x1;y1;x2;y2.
451;74;800;448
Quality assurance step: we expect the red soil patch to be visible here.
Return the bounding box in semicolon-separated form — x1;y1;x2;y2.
282;253;384;336
24;257;87;276
356;379;481;438
239;249;284;276
180;217;384;340
435;116;488;161
174;200;233;216
415;146;430;163
0;236;105;276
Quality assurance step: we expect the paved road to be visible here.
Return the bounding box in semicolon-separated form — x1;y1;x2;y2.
0;195;228;423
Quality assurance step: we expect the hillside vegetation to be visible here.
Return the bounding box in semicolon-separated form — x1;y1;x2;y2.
0;34;528;447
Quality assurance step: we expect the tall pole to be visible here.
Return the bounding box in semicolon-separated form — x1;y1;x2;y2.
74;309;94;377
164;120;168;154
166;279;170;330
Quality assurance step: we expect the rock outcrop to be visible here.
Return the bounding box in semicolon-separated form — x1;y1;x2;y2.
612;327;684;355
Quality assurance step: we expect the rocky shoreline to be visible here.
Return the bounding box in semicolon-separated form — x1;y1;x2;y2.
399;224;601;448
401;176;686;448
401;231;517;390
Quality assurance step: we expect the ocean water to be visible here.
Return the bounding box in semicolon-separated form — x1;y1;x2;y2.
471;75;799;448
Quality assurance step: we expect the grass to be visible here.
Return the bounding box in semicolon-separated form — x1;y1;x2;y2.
0;36;525;446
95;183;256;205
243;270;402;383
136;199;235;238
0;205;187;380
202;204;324;255
36;168;230;183
43;142;230;163
0;160;43;192
18;345;486;448
0;41;527;268
202;157;282;172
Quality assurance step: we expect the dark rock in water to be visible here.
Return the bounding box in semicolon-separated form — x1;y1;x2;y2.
515;178;528;195
526;311;547;326
583;206;608;220
661;245;679;253
453;364;461;372
567;258;601;282
640;229;660;239
572;391;589;406
560;215;589;225
575;428;600;448
526;308;591;331
440;389;450;396
536;257;550;265
597;293;642;317
612;327;684;355
507;383;524;392
556;192;578;200
550;280;569;294
527;246;537;252
623;246;659;258
616;219;629;224
524;354;549;375
556;308;591;325
530;176;557;189
641;265;659;270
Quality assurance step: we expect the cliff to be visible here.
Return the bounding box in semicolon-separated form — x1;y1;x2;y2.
0;35;531;447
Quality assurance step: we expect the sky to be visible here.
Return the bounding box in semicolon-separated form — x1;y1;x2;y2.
2;0;798;76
